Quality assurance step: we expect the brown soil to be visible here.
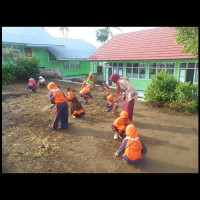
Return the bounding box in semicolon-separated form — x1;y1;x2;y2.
2;79;198;173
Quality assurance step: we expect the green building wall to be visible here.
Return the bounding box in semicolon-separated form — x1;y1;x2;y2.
103;58;198;91
2;43;92;77
31;47;91;76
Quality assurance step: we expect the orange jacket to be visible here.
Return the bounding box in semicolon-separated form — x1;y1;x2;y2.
65;91;74;101
80;84;91;94
113;111;131;134
48;82;67;104
123;125;143;160
113;117;130;128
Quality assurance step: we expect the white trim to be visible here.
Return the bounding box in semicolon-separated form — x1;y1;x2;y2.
50;89;60;92
125;136;139;141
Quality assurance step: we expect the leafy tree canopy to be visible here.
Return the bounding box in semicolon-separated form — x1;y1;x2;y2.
173;27;198;57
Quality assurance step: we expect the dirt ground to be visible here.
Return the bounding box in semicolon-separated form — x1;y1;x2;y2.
2;79;199;173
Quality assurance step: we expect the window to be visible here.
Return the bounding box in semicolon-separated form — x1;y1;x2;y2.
180;63;187;68
149;63;156;79
179;62;198;84
110;63;123;76
126;62;146;79
149;62;175;79
113;63;117;67
133;68;138;78
132;63;139;78
13;49;20;57
126;63;132;78
195;63;199;83
64;61;80;69
24;48;32;57
113;67;117;74
188;63;195;68
166;62;175;75
2;45;20;58
139;63;146;79
157;63;166;73
194;69;198;82
64;62;69;69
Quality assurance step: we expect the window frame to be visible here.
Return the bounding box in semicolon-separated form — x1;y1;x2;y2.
179;62;199;83
64;60;81;69
148;62;175;79
126;62;146;79
2;45;21;58
24;47;32;57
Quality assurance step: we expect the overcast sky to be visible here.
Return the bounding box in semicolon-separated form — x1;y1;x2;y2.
44;27;158;48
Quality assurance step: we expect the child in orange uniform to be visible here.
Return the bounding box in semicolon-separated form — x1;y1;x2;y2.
71;97;85;118
101;81;110;95
81;79;87;89
65;87;74;102
79;84;93;103
115;124;147;165
47;82;68;130
105;94;114;112
112;111;131;139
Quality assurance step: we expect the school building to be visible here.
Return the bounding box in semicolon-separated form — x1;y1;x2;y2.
2;27;98;79
87;27;198;95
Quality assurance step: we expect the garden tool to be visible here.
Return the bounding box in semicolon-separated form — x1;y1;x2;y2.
41;104;54;113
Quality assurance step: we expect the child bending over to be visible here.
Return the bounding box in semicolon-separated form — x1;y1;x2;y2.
101;81;110;95
79;84;93;103
112;111;131;140
65;87;74;102
37;76;46;88
25;78;37;92
105;94;119;112
71;97;85;118
47;82;68;130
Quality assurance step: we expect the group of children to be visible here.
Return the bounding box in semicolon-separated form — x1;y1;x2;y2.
100;80;147;164
25;76;46;92
26;72;147;166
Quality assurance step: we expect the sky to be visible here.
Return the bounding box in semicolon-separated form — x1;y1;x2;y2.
44;27;158;48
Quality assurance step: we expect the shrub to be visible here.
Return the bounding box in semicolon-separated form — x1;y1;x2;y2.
144;70;179;106
2;47;17;84
2;52;40;84
15;55;40;80
2;65;15;84
144;70;198;113
170;82;198;113
93;73;104;85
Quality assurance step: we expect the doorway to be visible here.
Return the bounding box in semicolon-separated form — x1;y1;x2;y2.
105;67;112;85
179;69;194;84
186;69;194;84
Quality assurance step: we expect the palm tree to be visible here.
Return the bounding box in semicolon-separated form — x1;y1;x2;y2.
95;27;122;46
96;28;109;46
105;27;122;37
59;27;69;38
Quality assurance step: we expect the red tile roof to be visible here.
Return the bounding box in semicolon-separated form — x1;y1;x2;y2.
87;27;196;61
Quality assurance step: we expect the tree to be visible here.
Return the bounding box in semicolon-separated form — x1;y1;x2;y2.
96;28;109;46
59;27;69;38
95;27;122;46
105;27;122;37
173;27;198;57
